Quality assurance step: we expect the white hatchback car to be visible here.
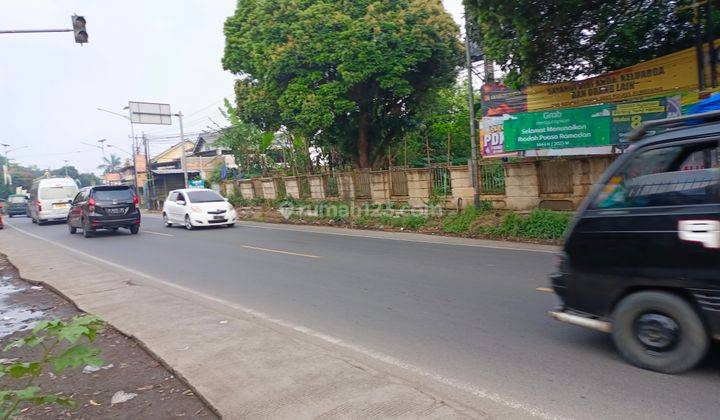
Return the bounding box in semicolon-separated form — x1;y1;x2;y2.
162;188;237;230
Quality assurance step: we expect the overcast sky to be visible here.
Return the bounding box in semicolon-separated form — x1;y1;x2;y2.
0;1;464;174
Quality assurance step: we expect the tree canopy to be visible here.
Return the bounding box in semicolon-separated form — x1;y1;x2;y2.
464;0;709;87
97;154;122;174
223;0;463;168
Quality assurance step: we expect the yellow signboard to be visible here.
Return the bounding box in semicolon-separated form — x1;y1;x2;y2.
525;43;718;111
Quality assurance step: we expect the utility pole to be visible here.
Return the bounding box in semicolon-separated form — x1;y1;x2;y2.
177;111;188;188
143;132;153;210
98;138;107;161
464;17;481;208
126;107;140;195
707;1;718;88
63;160;69;177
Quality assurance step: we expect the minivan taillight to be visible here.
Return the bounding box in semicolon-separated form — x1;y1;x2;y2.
133;195;139;205
88;197;95;212
36;201;42;212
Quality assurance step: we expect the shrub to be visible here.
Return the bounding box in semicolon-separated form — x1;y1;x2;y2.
0;315;104;418
227;194;250;207
484;210;573;239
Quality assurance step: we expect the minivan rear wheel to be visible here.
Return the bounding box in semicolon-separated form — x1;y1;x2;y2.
612;291;708;374
82;219;93;238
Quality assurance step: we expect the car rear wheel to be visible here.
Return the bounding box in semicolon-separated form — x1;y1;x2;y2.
68;224;77;234
163;213;172;227
82;219;93;238
612;291;708;374
130;225;139;235
184;215;194;230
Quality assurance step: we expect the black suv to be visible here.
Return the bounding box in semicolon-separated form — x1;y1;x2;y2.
550;111;720;374
68;185;141;237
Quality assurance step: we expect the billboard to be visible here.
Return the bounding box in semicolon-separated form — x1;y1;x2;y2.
525;48;698;111
480;116;517;157
503;105;613;151
481;42;720;115
481;83;527;117
610;97;672;144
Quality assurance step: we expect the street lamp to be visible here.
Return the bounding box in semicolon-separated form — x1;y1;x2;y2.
63;159;70;177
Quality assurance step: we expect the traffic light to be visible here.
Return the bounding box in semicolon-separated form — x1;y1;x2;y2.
71;15;88;44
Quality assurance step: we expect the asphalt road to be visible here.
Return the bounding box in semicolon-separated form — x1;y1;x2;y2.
4;215;719;419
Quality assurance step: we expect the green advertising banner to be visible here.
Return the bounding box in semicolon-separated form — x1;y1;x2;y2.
611;97;672;144
503;105;613;151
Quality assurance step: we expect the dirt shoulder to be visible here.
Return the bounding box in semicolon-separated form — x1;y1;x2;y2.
0;254;218;419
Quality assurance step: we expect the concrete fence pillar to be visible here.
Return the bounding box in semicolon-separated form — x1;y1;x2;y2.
307;175;326;200
405;169;431;207
238;180;255;200
449;166;473;208
261;178;278;200
504;161;541;210
370;171;390;204
284;177;300;199
337;173;355;200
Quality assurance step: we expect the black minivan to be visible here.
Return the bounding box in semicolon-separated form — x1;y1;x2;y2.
551;111;720;374
68;185;141;237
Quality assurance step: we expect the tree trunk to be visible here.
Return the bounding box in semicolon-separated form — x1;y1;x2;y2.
358;113;370;169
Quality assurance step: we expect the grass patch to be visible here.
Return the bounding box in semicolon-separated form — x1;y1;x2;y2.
482;210;572;239
441;201;492;233
356;214;428;229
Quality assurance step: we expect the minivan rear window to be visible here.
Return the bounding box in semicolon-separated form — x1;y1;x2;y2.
39;186;78;200
8;196;25;204
92;188;134;202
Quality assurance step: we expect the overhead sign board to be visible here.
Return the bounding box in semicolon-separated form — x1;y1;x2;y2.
129;101;172;125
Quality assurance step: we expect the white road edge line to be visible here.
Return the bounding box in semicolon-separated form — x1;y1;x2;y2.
143;230;174;237
242;222;558;254
6;222;566;420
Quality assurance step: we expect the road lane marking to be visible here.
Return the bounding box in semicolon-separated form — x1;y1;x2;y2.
6;221;564;420
536;287;554;293
143;230;174;237
242;245;319;259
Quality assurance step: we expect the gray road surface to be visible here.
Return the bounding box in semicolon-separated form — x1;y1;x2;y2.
4;215;719;419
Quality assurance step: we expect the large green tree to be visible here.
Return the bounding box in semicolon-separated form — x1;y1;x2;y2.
223;0;463;168
465;0;707;87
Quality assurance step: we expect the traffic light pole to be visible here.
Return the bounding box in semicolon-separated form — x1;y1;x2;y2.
2;15;87;43
0;29;72;34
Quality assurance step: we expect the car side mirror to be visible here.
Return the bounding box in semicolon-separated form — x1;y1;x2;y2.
177;200;186;206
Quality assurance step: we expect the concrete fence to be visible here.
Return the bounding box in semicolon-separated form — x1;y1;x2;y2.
225;155;615;211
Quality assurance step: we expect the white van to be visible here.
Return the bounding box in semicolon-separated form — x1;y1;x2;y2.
28;177;79;224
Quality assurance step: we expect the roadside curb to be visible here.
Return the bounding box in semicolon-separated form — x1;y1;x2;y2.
0;225;492;419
